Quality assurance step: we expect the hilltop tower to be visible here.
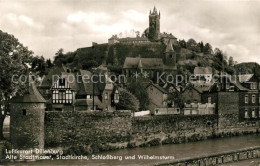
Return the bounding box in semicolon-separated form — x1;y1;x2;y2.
148;6;160;41
10;79;46;149
165;40;176;66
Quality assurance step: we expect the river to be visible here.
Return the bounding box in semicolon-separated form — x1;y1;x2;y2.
4;134;260;166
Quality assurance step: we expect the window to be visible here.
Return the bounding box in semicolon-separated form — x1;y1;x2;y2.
104;92;108;100
52;90;72;104
22;109;26;116
59;78;65;86
252;109;256;118
251;82;257;89
245;109;249;118
252;95;256;103
208;97;212;103
245;95;248;104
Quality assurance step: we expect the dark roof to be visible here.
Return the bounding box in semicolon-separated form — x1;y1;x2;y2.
148;83;168;94
123;57;164;69
40;66;65;87
61;72;78;90
219;75;249;91
11;82;46;103
80;69;107;95
238;74;254;83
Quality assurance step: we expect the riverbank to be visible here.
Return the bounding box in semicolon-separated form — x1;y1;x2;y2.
2;134;260;166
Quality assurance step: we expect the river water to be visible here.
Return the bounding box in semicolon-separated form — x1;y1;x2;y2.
4;134;260;166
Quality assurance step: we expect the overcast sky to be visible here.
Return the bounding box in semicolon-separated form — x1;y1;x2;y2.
0;0;259;63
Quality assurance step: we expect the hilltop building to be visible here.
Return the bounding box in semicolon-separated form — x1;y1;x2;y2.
108;6;178;44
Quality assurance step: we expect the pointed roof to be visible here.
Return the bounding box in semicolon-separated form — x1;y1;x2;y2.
165;40;174;52
11;81;46;103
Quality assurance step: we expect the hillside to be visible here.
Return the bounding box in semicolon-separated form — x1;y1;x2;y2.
53;39;257;76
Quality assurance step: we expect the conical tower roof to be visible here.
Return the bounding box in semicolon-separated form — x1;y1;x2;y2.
11;78;46;103
166;40;174;52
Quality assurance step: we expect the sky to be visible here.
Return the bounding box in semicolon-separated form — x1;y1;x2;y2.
0;0;259;63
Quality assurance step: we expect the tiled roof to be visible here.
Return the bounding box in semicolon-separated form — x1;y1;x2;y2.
61;72;78;90
148;83;168;94
40;66;65;87
80;69;107;95
123;57;164;69
11;82;46;103
238;74;254;83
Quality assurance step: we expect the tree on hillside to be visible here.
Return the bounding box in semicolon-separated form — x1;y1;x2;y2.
46;58;53;68
179;39;187;48
203;43;213;54
31;55;47;76
53;48;65;66
187;38;200;52
0;30;33;140
115;88;140;112
228;56;234;67
198;41;204;53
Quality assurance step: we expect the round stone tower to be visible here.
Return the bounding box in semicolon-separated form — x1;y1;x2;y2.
10;81;46;149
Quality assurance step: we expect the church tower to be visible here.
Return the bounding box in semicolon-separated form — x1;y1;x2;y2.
165;40;176;66
148;6;160;41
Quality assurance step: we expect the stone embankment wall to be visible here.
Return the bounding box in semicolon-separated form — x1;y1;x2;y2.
44;111;132;154
131;115;217;147
157;146;260;166
45;112;260;154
